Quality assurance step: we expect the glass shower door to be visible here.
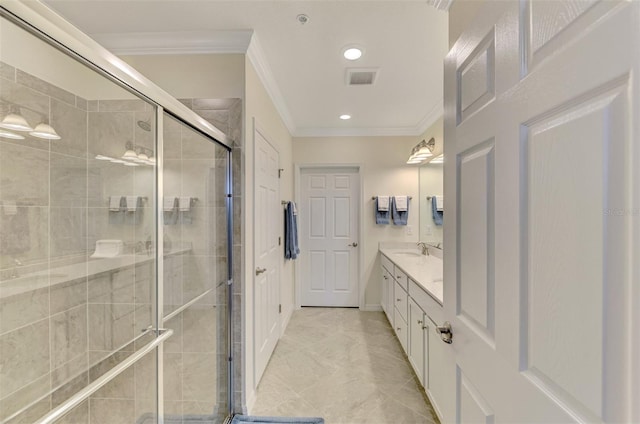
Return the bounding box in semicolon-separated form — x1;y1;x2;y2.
0;9;231;424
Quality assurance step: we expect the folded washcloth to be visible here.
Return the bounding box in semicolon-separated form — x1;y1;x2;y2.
179;197;192;211
377;196;389;211
126;196;140;212
435;195;444;212
163;197;177;212
109;196;123;212
2;200;17;216
394;195;408;212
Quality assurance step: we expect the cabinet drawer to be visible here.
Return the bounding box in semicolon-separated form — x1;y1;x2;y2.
394;306;408;352
394;281;408;322
409;279;443;324
381;254;394;274
394;268;408;291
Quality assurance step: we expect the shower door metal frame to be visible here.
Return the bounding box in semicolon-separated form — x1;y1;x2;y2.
0;1;236;422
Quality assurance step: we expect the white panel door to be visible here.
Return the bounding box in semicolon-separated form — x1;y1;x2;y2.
442;1;639;423
254;127;280;385
300;168;359;307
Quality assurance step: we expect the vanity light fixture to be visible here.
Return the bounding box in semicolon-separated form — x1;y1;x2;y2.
430;154;444;164
0;112;33;132
407;138;435;164
121;142;154;166
343;46;363;61
0;129;25;140
29;122;61;140
339;114;351;120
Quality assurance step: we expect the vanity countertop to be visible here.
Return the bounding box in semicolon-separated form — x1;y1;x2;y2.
379;244;443;305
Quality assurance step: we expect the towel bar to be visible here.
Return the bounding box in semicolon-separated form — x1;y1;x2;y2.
371;196;412;200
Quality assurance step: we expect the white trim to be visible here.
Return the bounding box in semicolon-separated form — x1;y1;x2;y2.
415;99;444;135
295;163;365;310
246;34;296;135
280;306;293;337
90;30;253;55
245;389;256;415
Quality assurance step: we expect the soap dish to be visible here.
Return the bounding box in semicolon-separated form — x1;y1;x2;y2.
90;239;124;258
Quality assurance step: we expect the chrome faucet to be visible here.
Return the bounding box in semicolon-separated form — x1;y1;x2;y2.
416;242;429;256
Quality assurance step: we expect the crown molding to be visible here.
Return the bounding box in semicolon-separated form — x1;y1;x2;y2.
246;34;296;135
89;30;253;55
414;99;444;135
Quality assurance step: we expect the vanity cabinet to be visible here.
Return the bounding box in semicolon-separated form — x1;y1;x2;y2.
379;252;445;421
408;297;427;386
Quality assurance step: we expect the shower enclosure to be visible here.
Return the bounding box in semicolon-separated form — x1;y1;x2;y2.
0;3;233;423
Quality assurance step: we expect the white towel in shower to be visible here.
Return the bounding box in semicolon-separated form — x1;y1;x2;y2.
377;196;390;211
126;196;140;212
109;196;123;211
394;196;408;212
163;197;177;211
179;197;192;211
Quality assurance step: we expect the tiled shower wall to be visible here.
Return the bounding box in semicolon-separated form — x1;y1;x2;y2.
0;60;237;423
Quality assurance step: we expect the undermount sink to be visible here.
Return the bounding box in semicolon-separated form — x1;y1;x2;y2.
393;251;423;257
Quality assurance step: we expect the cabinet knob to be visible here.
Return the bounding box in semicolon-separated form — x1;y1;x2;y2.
417;320;423;325
397;298;401;302
397;327;401;331
255;267;267;275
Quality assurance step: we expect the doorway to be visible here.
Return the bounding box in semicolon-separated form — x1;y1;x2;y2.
298;167;360;307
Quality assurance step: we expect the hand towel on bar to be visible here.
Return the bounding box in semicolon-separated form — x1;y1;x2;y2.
394;195;408;212
375;198;390;225
391;196;410;225
284;201;300;260
435;195;444;212
432;196;443;226
126;196;140;212
163;197;178;225
179;197;193;224
377;195;389;211
109;196;123;212
291;200;298;216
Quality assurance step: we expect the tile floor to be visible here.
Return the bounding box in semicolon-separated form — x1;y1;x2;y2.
251;308;440;424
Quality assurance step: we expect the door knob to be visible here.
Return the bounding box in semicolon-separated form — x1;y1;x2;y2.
255;267;267;275
436;321;453;344
348;242;358;247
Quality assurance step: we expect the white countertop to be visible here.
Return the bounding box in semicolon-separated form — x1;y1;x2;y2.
379;244;443;305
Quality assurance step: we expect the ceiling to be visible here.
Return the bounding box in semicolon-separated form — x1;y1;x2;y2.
43;1;449;137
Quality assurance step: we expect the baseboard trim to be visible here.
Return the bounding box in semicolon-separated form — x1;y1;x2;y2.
245;389;256;415
362;304;383;312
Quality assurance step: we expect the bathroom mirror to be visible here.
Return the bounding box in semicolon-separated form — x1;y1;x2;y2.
419;160;444;247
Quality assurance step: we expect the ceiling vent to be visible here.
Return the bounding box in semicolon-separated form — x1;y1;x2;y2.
346;68;378;86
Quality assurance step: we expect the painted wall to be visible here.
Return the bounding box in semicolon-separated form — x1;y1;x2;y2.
120;54;245;100
243;56;294;409
293;136;420;309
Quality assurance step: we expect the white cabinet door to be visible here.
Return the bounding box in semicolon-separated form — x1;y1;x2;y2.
408;297;426;386
444;1;640;422
387;272;395;326
381;267;389;314
393;307;408;352
426;316;445;420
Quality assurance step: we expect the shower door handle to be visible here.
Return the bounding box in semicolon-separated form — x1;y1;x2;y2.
255;267;267;275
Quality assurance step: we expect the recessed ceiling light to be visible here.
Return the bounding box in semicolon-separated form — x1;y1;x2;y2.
339;114;351;120
343;47;363;61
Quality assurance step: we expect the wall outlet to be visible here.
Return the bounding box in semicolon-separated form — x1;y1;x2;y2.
406;225;413;235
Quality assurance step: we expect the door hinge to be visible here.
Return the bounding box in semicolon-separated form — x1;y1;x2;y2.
278;236;281;246
278;168;284;178
279;304;282;314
